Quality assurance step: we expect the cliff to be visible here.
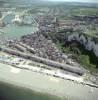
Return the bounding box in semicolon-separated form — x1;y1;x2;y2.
67;33;98;57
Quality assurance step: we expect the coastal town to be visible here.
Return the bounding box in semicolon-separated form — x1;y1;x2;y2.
0;0;98;100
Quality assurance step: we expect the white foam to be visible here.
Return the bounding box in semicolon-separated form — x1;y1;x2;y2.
10;67;21;74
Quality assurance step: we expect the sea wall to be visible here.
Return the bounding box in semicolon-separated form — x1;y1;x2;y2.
67;33;98;57
0;47;84;75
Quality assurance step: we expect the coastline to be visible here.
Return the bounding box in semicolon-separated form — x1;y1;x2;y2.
0;63;71;100
0;81;64;100
0;63;98;100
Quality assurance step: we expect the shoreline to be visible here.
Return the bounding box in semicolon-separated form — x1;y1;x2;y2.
0;63;72;100
0;80;65;100
0;63;98;100
0;55;98;88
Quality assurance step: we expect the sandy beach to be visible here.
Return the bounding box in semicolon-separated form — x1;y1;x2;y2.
0;63;98;100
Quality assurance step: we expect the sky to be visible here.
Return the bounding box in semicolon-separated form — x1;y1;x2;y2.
1;0;98;3
43;0;98;3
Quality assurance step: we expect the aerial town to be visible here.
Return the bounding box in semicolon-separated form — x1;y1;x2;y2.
0;0;98;100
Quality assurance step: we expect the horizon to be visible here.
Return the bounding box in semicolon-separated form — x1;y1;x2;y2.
42;0;98;3
1;0;98;3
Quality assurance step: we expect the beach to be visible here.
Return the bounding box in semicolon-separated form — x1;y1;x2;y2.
0;63;98;100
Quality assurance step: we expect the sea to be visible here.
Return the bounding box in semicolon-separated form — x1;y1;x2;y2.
0;24;38;42
0;82;64;100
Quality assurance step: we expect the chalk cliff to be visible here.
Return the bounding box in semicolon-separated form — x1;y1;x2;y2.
67;33;98;57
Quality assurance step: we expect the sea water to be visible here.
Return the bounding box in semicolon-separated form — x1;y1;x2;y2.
0;24;38;40
0;82;64;100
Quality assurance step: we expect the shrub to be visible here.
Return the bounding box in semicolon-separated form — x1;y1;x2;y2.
79;55;90;67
